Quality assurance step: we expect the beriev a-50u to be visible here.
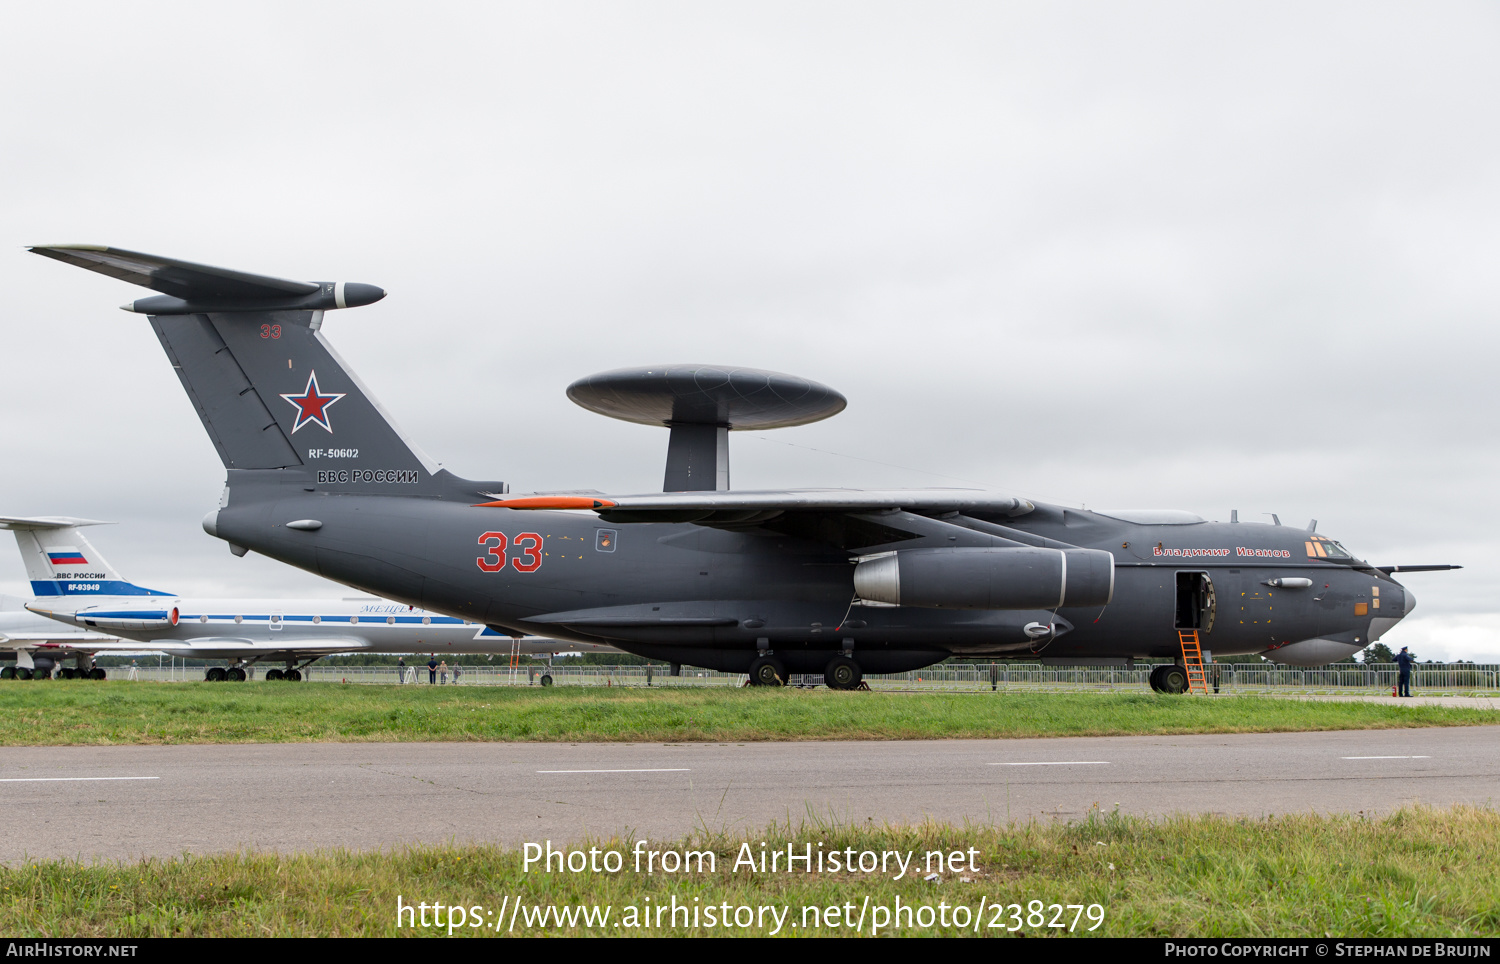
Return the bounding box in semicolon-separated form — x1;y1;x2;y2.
32;246;1456;692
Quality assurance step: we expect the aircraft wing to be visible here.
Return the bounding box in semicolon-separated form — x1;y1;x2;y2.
147;636;372;655
0;629;133;653
480;488;1034;525
0;632;123;645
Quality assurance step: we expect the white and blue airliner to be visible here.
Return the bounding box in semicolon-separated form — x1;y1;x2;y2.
1;516;616;680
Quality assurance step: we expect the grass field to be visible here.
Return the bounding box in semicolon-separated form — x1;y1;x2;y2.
3;806;1494;937
0;681;1492;745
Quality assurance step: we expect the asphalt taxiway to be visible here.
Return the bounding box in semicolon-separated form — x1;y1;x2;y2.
1;726;1495;862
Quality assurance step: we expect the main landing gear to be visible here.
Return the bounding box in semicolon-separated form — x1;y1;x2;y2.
204;664;255;682
1148;663;1189;695
1;665;103;680
823;655;864;691
207;657;317;681
745;654;868;690
57;667;105;680
747;655;785;687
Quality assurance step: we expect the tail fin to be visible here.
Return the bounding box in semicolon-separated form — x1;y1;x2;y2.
0;517;172;598
29;246;466;491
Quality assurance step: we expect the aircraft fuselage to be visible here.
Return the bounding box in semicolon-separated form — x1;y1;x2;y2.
211;479;1406;674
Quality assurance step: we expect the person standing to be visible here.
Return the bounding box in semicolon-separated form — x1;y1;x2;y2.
427;656;438;684
1396;646;1414;697
397;656;406;684
439;660;449;685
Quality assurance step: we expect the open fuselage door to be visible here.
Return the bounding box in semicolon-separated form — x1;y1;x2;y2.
1174;571;1216;634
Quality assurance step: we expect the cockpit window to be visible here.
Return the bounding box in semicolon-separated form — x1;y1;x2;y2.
1305;536;1352;560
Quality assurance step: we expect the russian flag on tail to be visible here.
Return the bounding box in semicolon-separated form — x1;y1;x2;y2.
47;550;88;566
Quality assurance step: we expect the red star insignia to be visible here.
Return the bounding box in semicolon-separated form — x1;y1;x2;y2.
280;371;346;434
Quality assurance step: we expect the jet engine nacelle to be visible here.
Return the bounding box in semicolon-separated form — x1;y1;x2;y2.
853;547;1114;610
75;607;179;631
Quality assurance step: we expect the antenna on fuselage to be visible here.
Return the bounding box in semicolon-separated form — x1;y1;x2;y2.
1230;509;1239;523
1307;519;1317;532
566;366;846;492
1265;513;1281;526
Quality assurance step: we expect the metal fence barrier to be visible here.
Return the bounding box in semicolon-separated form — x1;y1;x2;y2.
97;661;1500;696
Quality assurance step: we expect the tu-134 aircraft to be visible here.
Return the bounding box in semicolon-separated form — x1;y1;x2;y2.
1;515;616;680
30;246;1459;692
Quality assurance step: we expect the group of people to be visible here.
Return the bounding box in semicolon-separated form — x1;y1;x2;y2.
395;656;462;684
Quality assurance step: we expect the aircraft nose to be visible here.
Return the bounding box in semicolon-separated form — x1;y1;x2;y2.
1402;585;1417;616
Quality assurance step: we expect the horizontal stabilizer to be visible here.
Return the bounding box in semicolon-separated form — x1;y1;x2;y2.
29;245;383;314
0;516;110;530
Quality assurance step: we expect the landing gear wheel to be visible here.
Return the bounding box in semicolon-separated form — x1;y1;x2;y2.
539;674;553;687
1159;665;1188;695
206;667;227;682
88;668;106;681
16;668;33;681
0;667;14;680
227;667;247;682
287;669;302;682
824;656;863;690
1147;664;1165;693
265;669;283;681
59;668;75;680
748;656;786;687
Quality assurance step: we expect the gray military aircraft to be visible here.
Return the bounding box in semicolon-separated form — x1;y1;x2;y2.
31;245;1459;692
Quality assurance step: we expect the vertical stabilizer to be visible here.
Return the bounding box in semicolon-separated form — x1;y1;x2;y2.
0;517;171;598
28;246;466;495
149;308;440;480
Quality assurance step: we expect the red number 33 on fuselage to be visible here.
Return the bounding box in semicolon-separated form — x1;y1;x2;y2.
476;532;543;573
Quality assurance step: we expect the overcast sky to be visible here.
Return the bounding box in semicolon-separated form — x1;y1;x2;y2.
2;2;1496;659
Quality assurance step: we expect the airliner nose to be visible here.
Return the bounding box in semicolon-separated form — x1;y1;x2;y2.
1402;586;1417;616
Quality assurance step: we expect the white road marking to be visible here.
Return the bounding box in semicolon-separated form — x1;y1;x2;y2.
536;768;691;774
1340;755;1432;760
990;761;1110;766
0;776;159;783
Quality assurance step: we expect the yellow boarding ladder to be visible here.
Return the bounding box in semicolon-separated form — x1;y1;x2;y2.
1177;630;1210;694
